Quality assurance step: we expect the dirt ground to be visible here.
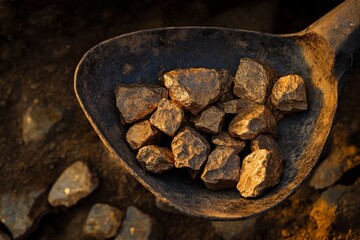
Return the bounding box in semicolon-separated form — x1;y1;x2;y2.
1;0;360;239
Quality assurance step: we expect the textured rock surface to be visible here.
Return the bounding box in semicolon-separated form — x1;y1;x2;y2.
115;206;162;240
115;84;168;124
0;188;48;239
217;69;234;103
201;147;240;190
233;58;274;104
149;98;184;137
228;105;277;140
22;98;62;144
211;131;246;152
126;120;160;150
136;145;174;174
171;127;210;170
163;68;222;115
237;149;282;197
83;203;123;239
251;135;283;160
221;99;260;114
212;218;258;240
271;74;307;113
192;106;225;134
48;161;98;207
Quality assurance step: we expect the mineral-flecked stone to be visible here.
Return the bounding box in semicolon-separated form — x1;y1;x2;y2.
251;135;283;160
218;69;234;103
221;99;260;114
115;84;168;124
126;120;160;150
163;68;222;115
228;105;277;140
83;203;123;239
211;131;246;152
115;206;163;240
48;161;98;207
171;127;210;170
237;149;282;197
201;147;240;190
136;145;174;174
233;58;274;104
149;98;184;137
271;74;307;113
191;106;225;134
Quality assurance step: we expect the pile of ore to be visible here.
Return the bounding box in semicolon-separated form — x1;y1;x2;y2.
115;58;308;198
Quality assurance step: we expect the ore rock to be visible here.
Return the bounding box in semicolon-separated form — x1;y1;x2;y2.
251;135;284;161
201;147;241;190
149;98;184;137
211;131;246;152
233;58;274;104
163;68;222;115
115;84;168;124
237;149;282;197
221;99;260;115
115;206;163;240
265;99;284;122
126;120;160;150
83;203;123;239
136;145;174;174
217;69;235;103
171;127;210;170
48;161;98;207
191;106;225;134
271;74;307;113
228;104;277;140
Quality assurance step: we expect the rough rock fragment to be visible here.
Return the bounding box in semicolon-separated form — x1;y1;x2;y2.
115;84;168;124
217;69;235;103
211;131;246;152
48;161;98;207
23;98;62;144
201;147;240;190
228;105;277;140
171;127;210;170
136;145;174;174
265;99;284;122
126;120;160;150
233;58;274;104
271;74;307;113
163;68;222;115
83;203;123;239
115;206;162;240
221;99;260;114
237;149;282;197
149;98;184;137
251;135;283;160
191;106;225;134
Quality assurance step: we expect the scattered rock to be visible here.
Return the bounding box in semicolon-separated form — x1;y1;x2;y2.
171;127;210;170
233;58;274;104
271;74;307;113
149;98;184;137
211;131;246;152
83;203;123;239
250;135;284;160
163;68;222;115
155;198;180;214
0;188;48;239
228;104;277;140
136;145;174;174
115;206;162;240
22;98;62;144
0;231;10;240
221;99;260;114
191;106;225;134
212;218;258;240
48;161;98;207
126;120;161;150
115;84;168;124
237;149;282;197
201;147;240;190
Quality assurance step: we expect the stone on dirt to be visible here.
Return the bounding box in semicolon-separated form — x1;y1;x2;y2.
83;203;123;239
126;120;161;150
136;145;174;174
48;161;98;207
115;84;168;124
191;106;225;134
211;131;246;152
149;98;184;137
171;127;210;170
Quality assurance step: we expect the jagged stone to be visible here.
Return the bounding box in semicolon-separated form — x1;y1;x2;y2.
126;120;161;150
136;145;174;174
192;106;225;134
